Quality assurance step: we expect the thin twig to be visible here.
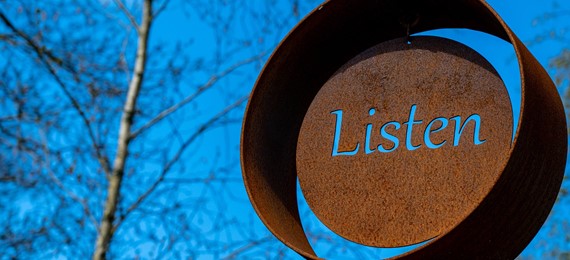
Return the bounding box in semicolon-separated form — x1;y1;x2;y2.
116;95;249;229
153;0;170;18
222;236;273;260
130;52;265;139
0;12;76;74
113;0;140;31
38;129;99;230
0;11;112;177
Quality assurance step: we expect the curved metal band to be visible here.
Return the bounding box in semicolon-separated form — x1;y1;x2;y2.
241;0;567;258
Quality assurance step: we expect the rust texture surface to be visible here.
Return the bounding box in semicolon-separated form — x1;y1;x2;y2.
296;36;513;247
240;0;567;259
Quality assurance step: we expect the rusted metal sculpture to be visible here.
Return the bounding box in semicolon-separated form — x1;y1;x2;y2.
241;0;567;258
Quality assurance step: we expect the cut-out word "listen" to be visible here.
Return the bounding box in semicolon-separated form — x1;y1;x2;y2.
330;104;486;156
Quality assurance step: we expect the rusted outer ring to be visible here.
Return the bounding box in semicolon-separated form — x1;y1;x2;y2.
240;0;567;259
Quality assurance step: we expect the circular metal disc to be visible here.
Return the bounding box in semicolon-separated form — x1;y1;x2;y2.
296;36;513;247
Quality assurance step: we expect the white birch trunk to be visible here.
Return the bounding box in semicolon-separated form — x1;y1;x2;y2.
93;1;152;259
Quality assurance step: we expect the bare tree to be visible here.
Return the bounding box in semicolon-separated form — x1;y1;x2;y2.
0;0;329;258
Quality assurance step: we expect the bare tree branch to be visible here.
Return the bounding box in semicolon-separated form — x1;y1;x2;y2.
38;129;99;230
222;236;273;260
112;0;140;32
116;95;249;229
0;11;112;177
153;0;170;18
93;0;153;259
0;12;71;72
130;53;265;140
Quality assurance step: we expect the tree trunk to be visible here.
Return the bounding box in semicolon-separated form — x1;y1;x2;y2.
92;1;153;259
